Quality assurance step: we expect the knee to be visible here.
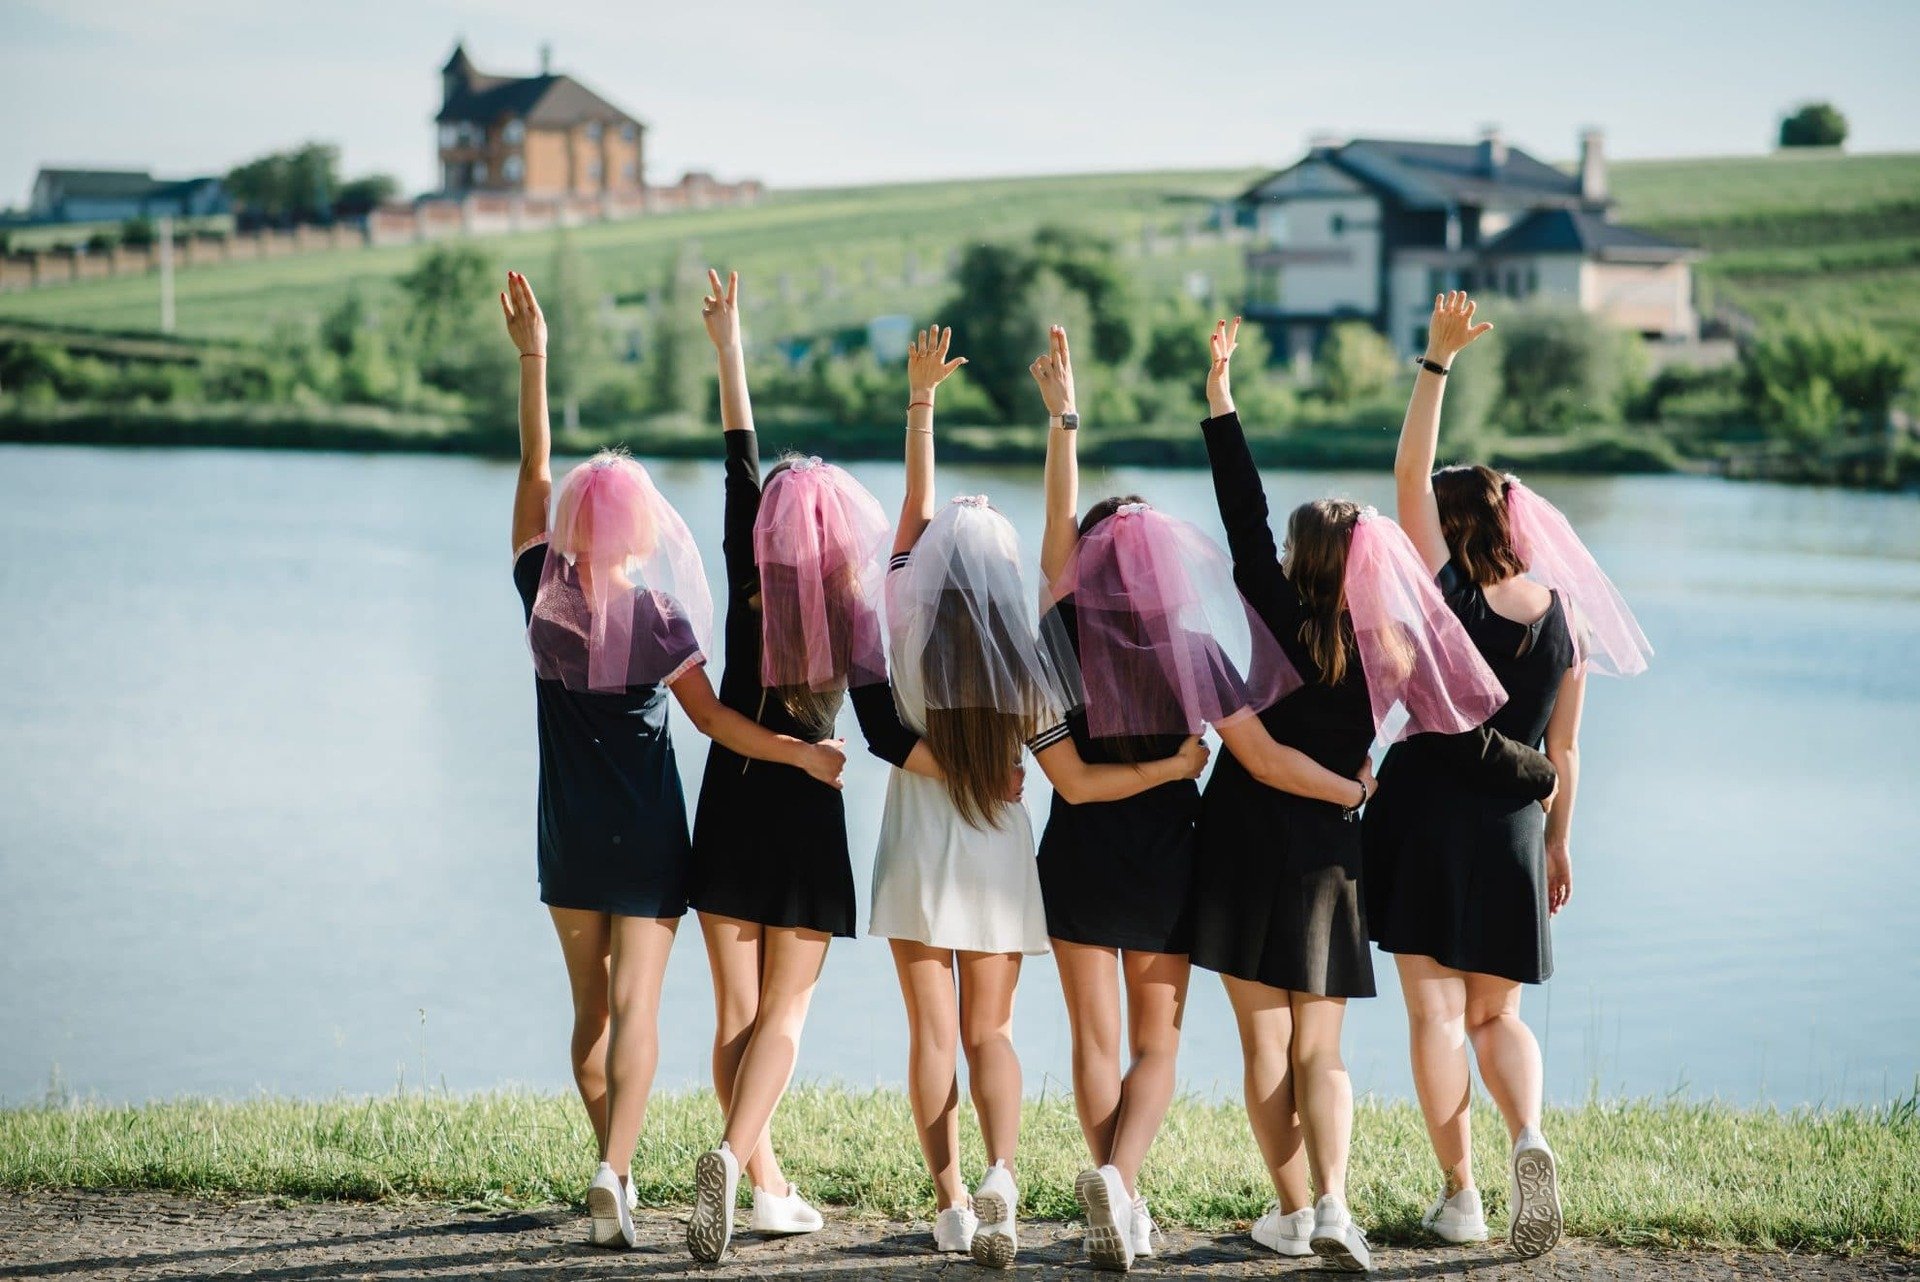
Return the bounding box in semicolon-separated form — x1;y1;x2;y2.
960;1016;1012;1063
1290;1036;1345;1077
1407;1006;1467;1046
1464;1001;1516;1035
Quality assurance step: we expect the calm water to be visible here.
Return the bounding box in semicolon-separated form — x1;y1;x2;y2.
1;444;1916;1109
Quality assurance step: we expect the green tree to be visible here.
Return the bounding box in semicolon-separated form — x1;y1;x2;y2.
119;217;156;249
1779;102;1848;149
1031;225;1135;366
1495;307;1624;433
396;243;509;422
334;174;400;217
226;142;340;224
544;229;611;430
1742;321;1909;446
645;246;711;418
1316;322;1401;405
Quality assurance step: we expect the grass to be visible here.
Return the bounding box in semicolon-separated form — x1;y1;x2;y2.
2;1087;1914;1253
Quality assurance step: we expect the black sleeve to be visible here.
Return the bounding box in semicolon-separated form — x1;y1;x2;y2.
1427;727;1558;800
850;681;920;768
512;540;547;622
1200;410;1307;636
721;430;762;599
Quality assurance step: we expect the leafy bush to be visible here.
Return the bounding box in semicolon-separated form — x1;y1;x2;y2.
1494;307;1632;433
1315;322;1401;406
1779;102;1847;149
1741;320;1910;446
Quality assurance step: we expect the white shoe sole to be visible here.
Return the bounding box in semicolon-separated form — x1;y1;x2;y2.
586;1182;625;1248
1510;1147;1564;1259
971;1189;1017;1270
1074;1170;1133;1273
687;1150;735;1263
1310;1223;1372;1272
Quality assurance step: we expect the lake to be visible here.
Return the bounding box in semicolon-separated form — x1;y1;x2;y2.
1;443;1915;1110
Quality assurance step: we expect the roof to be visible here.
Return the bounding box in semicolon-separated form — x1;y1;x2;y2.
35;168;160;199
1240;137;1586;211
1483;208;1692;260
437;46;643;128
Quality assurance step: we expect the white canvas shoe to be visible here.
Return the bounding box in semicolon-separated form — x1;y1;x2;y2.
586;1162;635;1249
1249;1203;1314;1257
1422;1186;1489;1243
1309;1193;1373;1272
1509;1128;1564;1259
970;1161;1020;1269
1074;1165;1134;1272
932;1202;979;1252
750;1183;825;1235
686;1141;740;1263
1129;1196;1158;1259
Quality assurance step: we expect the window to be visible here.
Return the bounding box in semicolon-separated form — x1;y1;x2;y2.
621;161;637;182
1427;269;1447;295
474;162;488;184
503;156;524;184
438;124;458;148
586;121;603;142
1526;266;1539;295
620;122;636;142
1329;212;1345;236
504;119;525;145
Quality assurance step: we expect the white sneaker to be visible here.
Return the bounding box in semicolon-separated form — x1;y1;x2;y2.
1509;1128;1564;1259
1249;1203;1314;1257
626;1177;638;1214
1074;1165;1134;1272
1129;1196;1157;1259
933;1202;979;1252
970;1161;1019;1269
1422;1186;1488;1243
750;1183;824;1235
686;1141;740;1263
1309;1194;1372;1272
586;1162;635;1249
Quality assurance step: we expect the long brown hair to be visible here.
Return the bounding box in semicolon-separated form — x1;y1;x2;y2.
1283;498;1362;685
1432;464;1527;587
922;585;1046;829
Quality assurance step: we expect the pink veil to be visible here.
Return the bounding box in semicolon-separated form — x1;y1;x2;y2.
528;453;713;693
1506;479;1651;677
1345;509;1508;744
1045;502;1298;738
754;456;891;694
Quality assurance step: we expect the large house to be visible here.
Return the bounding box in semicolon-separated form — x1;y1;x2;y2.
29;169;228;224
1236;129;1696;364
436;44;644;198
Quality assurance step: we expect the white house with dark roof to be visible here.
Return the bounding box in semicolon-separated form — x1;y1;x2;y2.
1236;129;1696;364
28;168;228;224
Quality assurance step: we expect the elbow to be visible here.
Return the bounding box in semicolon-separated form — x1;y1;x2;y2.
1546;740;1579;766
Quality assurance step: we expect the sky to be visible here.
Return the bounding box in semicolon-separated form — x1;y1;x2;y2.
3;0;1917;205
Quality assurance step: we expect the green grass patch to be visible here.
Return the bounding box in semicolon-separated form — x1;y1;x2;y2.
1;1088;1913;1252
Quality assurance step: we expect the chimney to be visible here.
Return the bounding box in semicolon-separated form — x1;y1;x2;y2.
1477;125;1507;175
1579;127;1607;204
540;42;552;75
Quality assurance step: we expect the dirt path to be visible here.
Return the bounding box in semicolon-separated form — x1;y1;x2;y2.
0;1189;1907;1280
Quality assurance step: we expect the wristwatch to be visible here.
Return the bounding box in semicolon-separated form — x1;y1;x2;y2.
1052;412;1080;431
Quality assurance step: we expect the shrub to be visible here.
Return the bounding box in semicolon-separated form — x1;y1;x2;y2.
1742;321;1910;446
1779;102;1847;149
1316;322;1401;406
1494;307;1631;434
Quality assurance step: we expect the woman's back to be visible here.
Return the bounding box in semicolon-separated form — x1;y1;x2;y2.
1443;568;1573;748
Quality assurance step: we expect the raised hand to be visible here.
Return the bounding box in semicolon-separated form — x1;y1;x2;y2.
800;738;848;790
1424;290;1494;367
907;325;968;399
1205;316;1240;418
701;268;741;352
499;270;547;358
1028;324;1077;417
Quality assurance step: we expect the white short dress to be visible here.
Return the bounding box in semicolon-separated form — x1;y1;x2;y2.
867;555;1050;956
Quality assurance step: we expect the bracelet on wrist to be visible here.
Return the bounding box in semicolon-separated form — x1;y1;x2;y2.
519;352;546;360
907;399;934;411
1414;356;1449;376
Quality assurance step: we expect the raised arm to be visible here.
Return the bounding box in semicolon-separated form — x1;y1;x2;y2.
669;665;847;789
702;269;755;435
1215;716;1371;807
1198;318;1286;596
1396;291;1494;575
893;325;966;557
1032;324;1080;595
1542;663;1587;915
1033;733;1210;805
501;270;551;551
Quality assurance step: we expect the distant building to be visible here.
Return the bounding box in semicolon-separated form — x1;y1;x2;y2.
1236;129;1696;364
435;43;645;198
28;169;228;223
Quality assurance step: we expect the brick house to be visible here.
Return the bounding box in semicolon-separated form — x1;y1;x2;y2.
1236;129;1696;364
435;44;644;198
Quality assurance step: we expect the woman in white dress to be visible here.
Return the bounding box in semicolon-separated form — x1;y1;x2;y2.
871;326;1205;1270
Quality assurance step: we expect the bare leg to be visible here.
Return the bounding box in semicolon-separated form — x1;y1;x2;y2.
1464;973;1541;1144
957;950;1024;1169
1222;975;1310;1212
1288;993;1352;1204
1051;939;1123;1167
890;940;966;1209
1396;953;1475;1193
698;912;784;1192
720;924;831;1192
601;914;679;1177
548;907;612;1152
1106;949;1190;1193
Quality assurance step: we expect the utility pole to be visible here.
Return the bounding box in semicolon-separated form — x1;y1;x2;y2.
157;215;176;334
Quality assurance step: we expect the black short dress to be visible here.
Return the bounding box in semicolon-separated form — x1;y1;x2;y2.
1363;566;1576;983
1033;600;1203;955
688;430;920;938
515;539;700;919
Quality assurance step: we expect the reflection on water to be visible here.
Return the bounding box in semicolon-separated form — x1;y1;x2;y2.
1;444;1915;1107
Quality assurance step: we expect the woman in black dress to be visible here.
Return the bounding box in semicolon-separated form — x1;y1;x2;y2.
683;271;949;1264
1025;325;1365;1273
1365;292;1642;1260
1189;318;1556;1273
499;272;846;1253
